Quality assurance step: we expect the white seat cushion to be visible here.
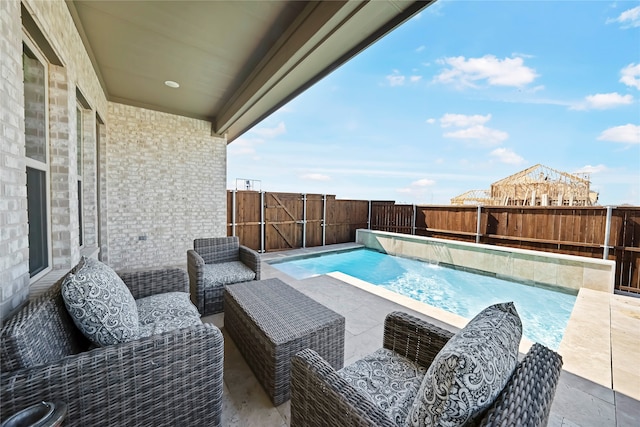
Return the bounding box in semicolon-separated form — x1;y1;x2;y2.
339;348;427;426
137;292;202;337
202;261;256;288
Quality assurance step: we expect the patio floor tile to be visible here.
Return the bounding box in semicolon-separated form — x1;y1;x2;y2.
201;243;638;426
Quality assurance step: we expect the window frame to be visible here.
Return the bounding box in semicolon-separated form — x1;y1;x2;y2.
76;103;84;248
23;33;52;282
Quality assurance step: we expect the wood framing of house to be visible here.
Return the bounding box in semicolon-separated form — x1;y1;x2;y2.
451;164;599;206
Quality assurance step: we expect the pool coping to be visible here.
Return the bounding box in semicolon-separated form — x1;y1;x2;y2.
326;271;536;356
559;288;640;399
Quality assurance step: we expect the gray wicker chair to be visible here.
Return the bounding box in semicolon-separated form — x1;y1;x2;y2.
0;268;224;427
291;311;563;427
187;236;261;315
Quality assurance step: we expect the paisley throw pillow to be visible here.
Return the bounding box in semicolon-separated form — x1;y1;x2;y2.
407;302;522;427
61;257;139;346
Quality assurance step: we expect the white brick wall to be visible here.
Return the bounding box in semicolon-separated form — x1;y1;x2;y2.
106;103;227;270
97;120;109;262
49;63;81;270
1;0;228;321
0;0;30;321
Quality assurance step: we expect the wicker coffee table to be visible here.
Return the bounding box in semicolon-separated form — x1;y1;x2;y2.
224;278;345;405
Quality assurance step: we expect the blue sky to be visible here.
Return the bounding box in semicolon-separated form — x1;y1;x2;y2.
228;0;640;206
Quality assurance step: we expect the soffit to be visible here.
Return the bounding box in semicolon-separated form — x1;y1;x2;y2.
67;1;433;142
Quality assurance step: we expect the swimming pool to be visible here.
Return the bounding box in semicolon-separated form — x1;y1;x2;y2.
271;248;577;350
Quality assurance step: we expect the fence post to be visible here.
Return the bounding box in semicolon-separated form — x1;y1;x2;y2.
368;200;372;230
322;194;326;246
231;190;236;237
412;205;416;235
603;206;613;259
260;191;265;253
302;193;307;248
476;205;482;244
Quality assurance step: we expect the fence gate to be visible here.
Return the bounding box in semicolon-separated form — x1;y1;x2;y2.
264;192;304;251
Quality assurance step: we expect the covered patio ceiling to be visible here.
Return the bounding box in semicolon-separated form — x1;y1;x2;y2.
66;0;434;142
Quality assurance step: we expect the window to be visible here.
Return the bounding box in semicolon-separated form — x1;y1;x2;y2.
23;40;51;278
76;105;84;247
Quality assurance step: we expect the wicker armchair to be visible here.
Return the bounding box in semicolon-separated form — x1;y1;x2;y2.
187;236;261;315
291;311;563;427
1;268;224;427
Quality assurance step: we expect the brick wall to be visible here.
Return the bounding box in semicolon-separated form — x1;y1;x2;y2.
49;63;81;270
1;0;228;321
97;120;109;262
106;103;227;270
0;0;30;321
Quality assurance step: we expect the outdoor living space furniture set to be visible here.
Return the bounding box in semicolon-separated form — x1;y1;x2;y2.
1;236;564;426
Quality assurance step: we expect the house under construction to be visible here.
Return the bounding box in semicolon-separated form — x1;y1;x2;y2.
451;164;599;206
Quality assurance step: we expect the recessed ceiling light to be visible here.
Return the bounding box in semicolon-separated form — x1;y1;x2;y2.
164;80;180;88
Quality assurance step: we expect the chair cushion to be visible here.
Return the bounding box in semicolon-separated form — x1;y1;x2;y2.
194;236;240;264
202;261;256;288
61;257;139;346
1;281;90;371
137;292;202;337
407;302;522;427
339;348;427;426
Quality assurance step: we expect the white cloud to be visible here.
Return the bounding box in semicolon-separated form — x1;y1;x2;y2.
575;164;608;174
597;124;640;144
444;125;509;145
620;63;640;90
386;70;405;86
250;121;286;138
412;178;436;187
426;118;436;124
607;6;640;29
440;113;491;128
416;45;426;52
434;55;538;88
397;178;436;196
386;70;422;86
438;113;507;145
231;121;286;155
572;92;634;110
300;173;330;181
228;137;262;156
512;52;535;59
489;147;525;165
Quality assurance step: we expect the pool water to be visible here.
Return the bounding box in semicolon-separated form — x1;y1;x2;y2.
271;248;576;350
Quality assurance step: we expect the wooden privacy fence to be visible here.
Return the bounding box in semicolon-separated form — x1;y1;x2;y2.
417;205;640;294
227;191;368;252
227;191;640;294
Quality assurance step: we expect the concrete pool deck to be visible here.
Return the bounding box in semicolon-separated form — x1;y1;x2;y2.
238;242;639;427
